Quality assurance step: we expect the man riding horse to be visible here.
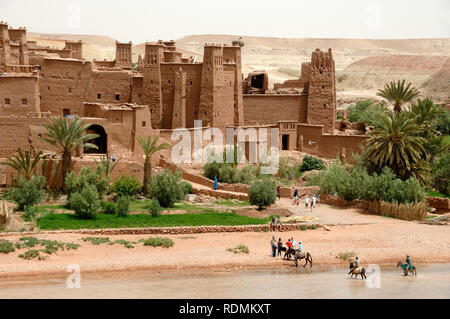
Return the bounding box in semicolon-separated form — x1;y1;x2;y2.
348;256;360;275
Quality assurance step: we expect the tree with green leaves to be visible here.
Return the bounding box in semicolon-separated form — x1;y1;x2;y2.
364;112;429;183
377;80;420;113
42;116;99;190
137;135;170;195
1;148;42;181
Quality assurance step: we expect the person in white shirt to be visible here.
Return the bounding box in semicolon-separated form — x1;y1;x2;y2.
311;194;316;211
291;238;297;248
305;196;309;209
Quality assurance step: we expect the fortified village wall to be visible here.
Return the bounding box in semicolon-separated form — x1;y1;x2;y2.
0;21;367;185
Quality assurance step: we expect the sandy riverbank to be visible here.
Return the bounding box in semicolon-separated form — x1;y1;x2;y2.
0;210;449;280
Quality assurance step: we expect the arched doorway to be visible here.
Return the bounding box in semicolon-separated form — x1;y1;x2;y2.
84;124;107;154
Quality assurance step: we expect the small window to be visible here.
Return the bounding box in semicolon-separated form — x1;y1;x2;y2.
190;80;193;85
324;104;326;109
5;98;10;105
63;109;71;117
168;80;171;84
68;87;72;93
142;121;146;127
22;98;27;105
115;94;120;101
97;93;102;99
47;86;50;90
322;86;325;89
138;93;142;99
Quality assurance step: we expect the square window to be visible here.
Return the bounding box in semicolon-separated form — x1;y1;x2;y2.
97;93;102;99
68;87;72;93
115;94;120;101
22;98;27;105
142;121;146;127
5;98;10;105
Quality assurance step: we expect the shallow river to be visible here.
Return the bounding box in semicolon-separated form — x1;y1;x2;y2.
0;264;449;299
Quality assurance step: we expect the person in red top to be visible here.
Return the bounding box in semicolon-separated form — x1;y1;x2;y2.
286;239;293;249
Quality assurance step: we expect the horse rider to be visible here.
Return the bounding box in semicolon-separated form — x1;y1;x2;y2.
294;240;303;260
348;256;360;274
405;255;413;273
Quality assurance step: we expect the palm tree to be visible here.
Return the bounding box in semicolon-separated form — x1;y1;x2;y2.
137;135;170;195
364;112;427;180
408;98;445;133
42;116;99;190
377;80;420;113
1;148;42;180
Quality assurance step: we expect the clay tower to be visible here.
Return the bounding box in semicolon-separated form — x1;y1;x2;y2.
115;41;132;69
306;48;337;134
198;44;225;128
143;42;165;128
0;22;11;71
223;44;244;126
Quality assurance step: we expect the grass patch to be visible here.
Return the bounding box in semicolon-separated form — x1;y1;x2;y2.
426;190;450;199
38;212;269;230
179;236;197;240
227;244;249;254
335;251;356;261
14;237;79;260
0;239;15;253
140;237;174;248
81;237;110;245
111;239;136;248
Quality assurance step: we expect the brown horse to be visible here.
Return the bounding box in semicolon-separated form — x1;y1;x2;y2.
284;247;295;260
348;262;366;279
294;251;313;268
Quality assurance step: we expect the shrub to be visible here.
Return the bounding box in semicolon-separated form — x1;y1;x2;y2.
148;169;185;208
0;239;15;254
248;178;277;210
101;201;117;215
227;244;249;254
116;196;131;217
112;175;141;197
432;154;450;196
146;199;161;217
278;157;302;180
141;237;174;248
8;175;46;211
299;156;326;172
69;184;100;219
347;99;389;127
179;181;193;196
65;167;108;200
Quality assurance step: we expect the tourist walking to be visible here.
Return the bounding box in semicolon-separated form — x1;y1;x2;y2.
293;189;299;205
270;236;277;257
318;194;321;206
214;176;218;190
276;186;281;200
305;195;309;210
311;194;316;212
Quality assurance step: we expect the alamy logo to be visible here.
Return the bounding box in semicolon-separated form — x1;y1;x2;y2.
365;264;381;289
66;264;81;288
66;5;81;29
170;120;280;174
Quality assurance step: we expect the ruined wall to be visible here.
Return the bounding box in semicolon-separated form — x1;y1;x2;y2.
243;94;307;126
0;75;40;116
297;124;367;159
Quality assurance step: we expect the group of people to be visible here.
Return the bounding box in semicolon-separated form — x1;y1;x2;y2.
270;236;303;259
292;190;320;212
269;216;282;231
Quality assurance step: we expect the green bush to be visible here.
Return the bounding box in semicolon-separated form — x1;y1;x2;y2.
148;169;185;208
432;154;450;196
179;181;193;196
69;184;100;219
248;178;277;210
347;99;389;127
146;199;161;217
8;175;46;211
278;157;302;179
101;201;117;215
116;196;131;217
141;237;174;248
65;167;108;200
0;239;15;253
299;156;326;172
112;175;141;197
307;162;424;204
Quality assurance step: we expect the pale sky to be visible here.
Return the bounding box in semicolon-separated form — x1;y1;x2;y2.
0;0;449;43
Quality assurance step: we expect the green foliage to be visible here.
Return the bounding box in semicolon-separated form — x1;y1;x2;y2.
101;200;117;215
431;154;450;196
299;155;326;172
145;199;161;217
116;196;131;217
148;169;185;208
16;237;79;259
65;167;109;200
8;175;47;211
95;155;119;178
0;239;15;253
1;148;42;181
81;237;111;245
140;237;174;248
434;109;450;135
377;79;420;113
307;162;424;204
248;178;277;210
112;175;141;197
179;181;193;196
278;157;302;179
69;184;100;219
347;99;389;126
